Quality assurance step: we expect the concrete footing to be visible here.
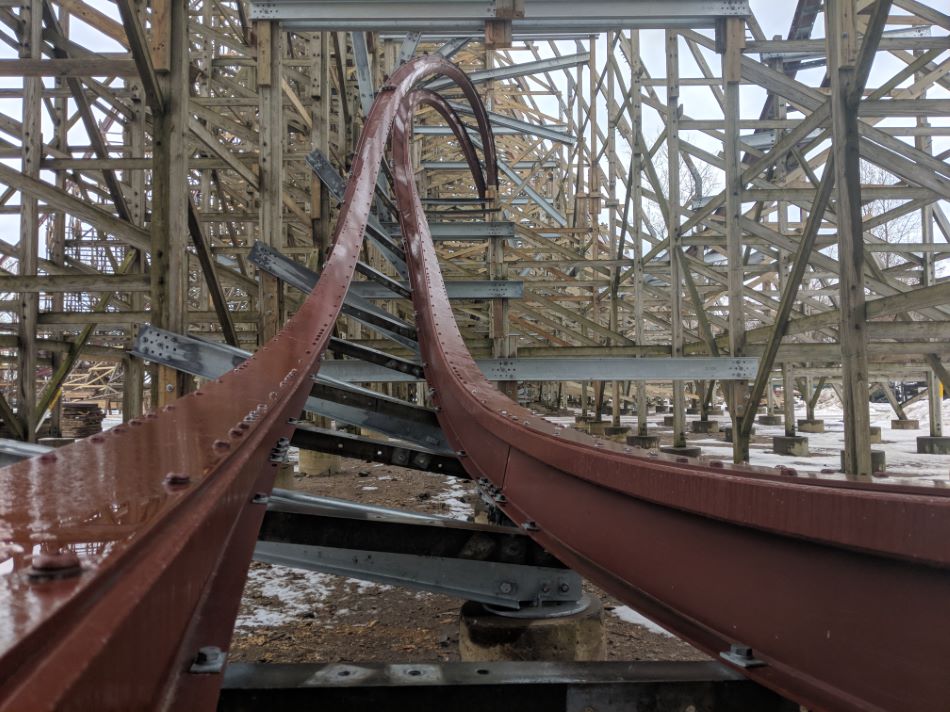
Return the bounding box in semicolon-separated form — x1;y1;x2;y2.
275;462;296;488
869;426;882;444
685;407;699;415
660;445;702;458
757;415;783;426
662;415;675;426
916;436;950;455
459;598;606;662
891;419;919;430
797;419;825;433
298;449;341;476
772;435;808;456
690;420;719;434
838;450;886;472
707;406;724;416
654;405;669;413
604;425;630;436
587;421;608;435
626;434;660;449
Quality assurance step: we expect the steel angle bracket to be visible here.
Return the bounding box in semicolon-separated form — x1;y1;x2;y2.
306;148;408;276
289;421;465;477
133;326;447;450
255;540;581;610
249;240;418;351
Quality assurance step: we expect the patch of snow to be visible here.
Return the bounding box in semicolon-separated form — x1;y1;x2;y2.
361;486;379;491
235;564;334;630
610;605;674;637
434;476;473;520
545;398;950;486
354;579;392;594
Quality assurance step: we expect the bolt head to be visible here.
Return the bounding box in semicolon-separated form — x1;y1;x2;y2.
730;644;753;658
164;472;191;487
196;646;222;665
28;551;81;580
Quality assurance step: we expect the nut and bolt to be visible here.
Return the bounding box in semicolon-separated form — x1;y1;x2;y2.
728;644;756;660
190;645;227;674
164;472;191;487
28;551;82;581
498;581;514;594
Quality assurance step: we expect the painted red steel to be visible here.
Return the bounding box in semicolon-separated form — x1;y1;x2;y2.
0;56;488;712
0;55;948;712
391;86;950;711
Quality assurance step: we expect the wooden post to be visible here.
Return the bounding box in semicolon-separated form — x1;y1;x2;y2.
828;0;872;477
630;31;648;437
723;16;747;462
666;30;685;448
151;0;190;408
257;19;283;344
17;0;41;439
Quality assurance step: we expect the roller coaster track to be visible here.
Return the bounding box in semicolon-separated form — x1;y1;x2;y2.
0;56;948;712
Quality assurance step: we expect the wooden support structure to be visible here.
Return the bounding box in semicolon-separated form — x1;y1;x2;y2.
0;0;942;457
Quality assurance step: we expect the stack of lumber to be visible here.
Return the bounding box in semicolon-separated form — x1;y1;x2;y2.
60;403;105;438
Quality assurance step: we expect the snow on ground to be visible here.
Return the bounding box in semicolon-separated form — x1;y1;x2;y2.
235;565;336;629
434;476;474;519
236;564;395;630
546;396;950;487
609;606;674;637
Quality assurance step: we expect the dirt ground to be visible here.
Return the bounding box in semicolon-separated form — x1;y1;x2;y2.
230;455;708;665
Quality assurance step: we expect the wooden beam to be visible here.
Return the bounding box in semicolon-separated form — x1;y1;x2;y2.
115;0;164;112
0;161;150;250
0;58;138;76
187;201;239;347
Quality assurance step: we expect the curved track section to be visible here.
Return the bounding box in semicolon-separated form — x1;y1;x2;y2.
0;57;948;712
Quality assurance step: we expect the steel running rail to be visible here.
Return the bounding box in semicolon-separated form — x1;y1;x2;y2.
0;55;948;712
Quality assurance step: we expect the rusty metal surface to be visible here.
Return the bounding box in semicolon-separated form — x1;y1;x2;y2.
2;53;949;712
388;80;950;712
0;56;488;712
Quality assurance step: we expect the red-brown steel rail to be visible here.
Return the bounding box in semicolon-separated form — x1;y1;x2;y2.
1;56;949;712
0;56;489;712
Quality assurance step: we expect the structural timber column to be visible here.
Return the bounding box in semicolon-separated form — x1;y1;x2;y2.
827;0;872;477
606;31;621;428
124;72;147;420
722;16;746;463
150;0;190;408
16;0;41;440
630;30;648;438
311;31;332;264
257;19;284;344
915;69;942;439
665;30;685;449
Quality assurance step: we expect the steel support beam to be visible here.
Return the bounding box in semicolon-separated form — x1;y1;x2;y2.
131;326;447;450
290;421;465;476
219;661;794;712
255;499;580;609
252;1;751;31
312;357;758;383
